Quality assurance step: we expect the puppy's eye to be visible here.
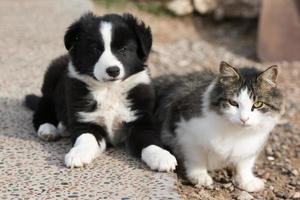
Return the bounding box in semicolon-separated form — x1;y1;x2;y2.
94;46;102;52
119;47;127;55
228;99;239;107
253;101;264;109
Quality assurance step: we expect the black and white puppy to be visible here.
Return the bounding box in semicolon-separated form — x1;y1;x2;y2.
25;13;177;171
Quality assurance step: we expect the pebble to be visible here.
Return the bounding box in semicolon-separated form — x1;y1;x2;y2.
283;123;293;132
237;191;253;200
276;191;286;199
267;156;275;161
262;172;271;180
290;179;300;186
292;192;300;199
229;186;234;192
264;190;277;199
223;183;232;188
167;0;194;16
291;169;299;176
274;151;282;158
266;146;273;155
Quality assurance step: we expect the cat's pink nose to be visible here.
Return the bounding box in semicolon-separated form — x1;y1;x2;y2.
240;117;249;124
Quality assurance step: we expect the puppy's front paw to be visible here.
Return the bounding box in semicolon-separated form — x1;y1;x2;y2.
37;123;58;141
142;145;177;172
187;170;213;187
238;177;264;192
64;146;98;168
64;133;103;168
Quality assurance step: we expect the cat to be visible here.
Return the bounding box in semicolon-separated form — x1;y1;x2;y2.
154;61;284;192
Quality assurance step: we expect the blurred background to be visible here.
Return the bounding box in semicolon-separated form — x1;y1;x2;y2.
0;0;299;199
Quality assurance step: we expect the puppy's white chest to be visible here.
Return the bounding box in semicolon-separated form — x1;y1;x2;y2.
74;70;151;145
78;85;137;145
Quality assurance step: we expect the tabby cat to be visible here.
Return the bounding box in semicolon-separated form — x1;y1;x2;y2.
154;62;284;192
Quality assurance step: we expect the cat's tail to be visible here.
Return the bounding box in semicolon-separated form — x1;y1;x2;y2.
24;94;41;111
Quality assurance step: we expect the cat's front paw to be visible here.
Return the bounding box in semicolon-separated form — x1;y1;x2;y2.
238;177;264;192
141;145;177;172
187;170;213;187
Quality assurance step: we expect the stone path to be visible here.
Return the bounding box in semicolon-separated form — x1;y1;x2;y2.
0;1;180;199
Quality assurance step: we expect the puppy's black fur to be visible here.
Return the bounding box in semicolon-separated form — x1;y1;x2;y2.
25;13;162;159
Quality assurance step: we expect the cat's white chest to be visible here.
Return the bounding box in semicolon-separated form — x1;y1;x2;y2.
208;126;268;164
176;112;271;169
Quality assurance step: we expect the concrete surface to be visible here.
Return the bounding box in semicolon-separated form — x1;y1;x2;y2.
0;1;180;199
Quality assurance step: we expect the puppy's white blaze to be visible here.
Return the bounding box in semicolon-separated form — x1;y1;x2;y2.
141;145;177;172
93;22;125;81
64;133;105;168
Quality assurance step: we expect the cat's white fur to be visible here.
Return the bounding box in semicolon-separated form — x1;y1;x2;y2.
174;81;280;192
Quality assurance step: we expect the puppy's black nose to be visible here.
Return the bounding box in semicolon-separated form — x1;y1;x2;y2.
106;66;120;77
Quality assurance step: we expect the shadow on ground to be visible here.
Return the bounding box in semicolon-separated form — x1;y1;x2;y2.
1;97;180;199
193;16;258;61
0;97;146;169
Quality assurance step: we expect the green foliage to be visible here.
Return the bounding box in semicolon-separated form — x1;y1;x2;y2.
93;0;172;16
94;0;128;8
135;2;172;16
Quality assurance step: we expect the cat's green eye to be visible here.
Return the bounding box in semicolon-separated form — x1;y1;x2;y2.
228;100;239;107
253;101;264;109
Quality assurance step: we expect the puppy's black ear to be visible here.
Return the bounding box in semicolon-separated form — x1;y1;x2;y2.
64;21;81;51
123;14;152;61
64;12;97;51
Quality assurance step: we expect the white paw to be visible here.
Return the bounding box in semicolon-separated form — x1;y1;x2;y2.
187;170;213;187
37;123;59;141
65;146;97;168
141;145;177;172
238;177;265;192
64;134;104;168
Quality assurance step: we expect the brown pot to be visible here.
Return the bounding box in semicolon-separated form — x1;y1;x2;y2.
257;0;300;62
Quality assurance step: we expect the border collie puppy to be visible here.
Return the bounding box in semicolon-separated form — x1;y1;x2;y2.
154;62;284;192
25;12;177;171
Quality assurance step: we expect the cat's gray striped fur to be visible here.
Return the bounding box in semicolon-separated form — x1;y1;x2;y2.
154;62;284;192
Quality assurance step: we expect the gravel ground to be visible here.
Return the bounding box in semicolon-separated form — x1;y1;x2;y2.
147;17;300;200
96;3;300;197
150;38;300;200
99;4;299;199
1;0;299;199
0;1;180;199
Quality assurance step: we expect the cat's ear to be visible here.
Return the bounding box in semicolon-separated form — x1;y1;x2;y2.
257;65;278;88
219;61;240;84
